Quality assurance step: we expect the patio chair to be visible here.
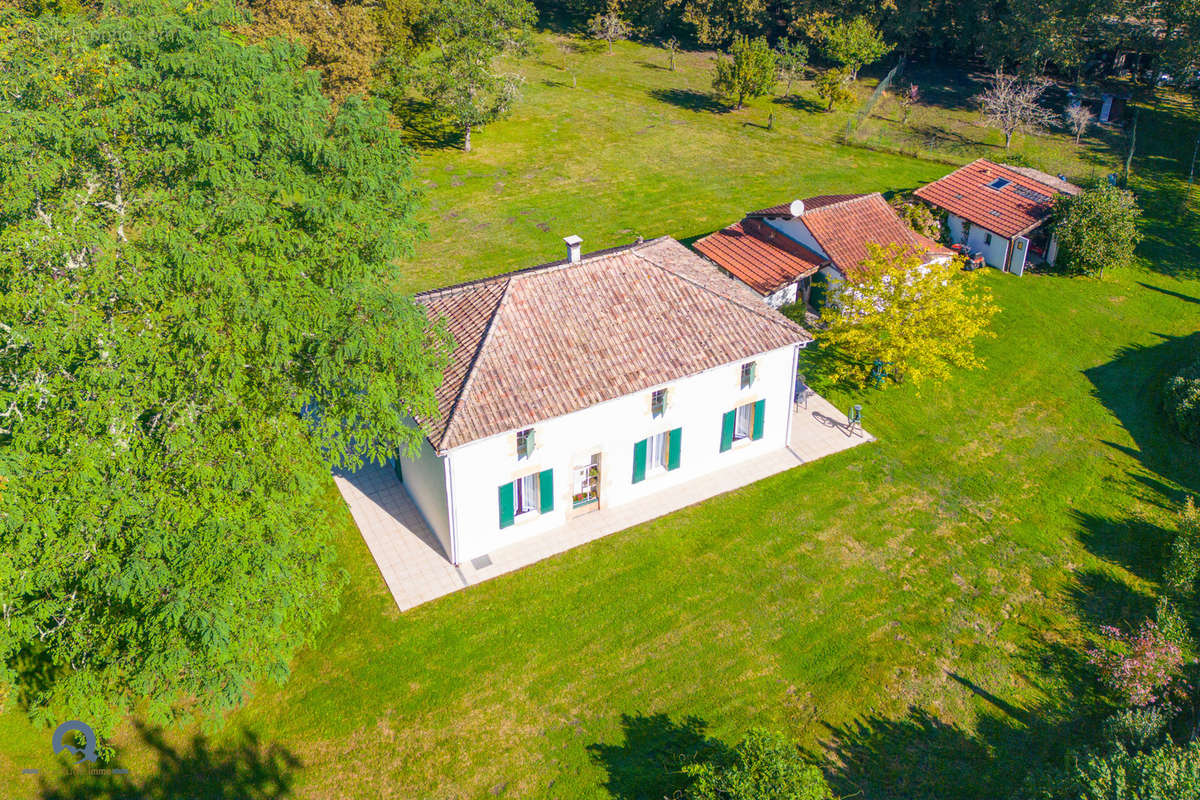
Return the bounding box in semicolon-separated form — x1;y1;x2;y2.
846;404;863;437
794;373;815;409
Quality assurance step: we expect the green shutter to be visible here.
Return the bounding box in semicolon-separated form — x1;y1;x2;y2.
632;438;648;483
720;410;736;452
539;468;554;513
751;399;766;440
667;427;682;470
498;482;515;528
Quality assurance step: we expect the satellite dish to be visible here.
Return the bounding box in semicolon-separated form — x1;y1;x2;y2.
788;199;805;217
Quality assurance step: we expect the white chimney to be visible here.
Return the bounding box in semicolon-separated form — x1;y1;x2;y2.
564;234;583;263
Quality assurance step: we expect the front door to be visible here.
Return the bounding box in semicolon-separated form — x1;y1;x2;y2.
571;454;601;512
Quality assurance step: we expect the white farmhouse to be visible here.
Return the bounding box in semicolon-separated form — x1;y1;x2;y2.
396;235;812;565
914;159;1082;275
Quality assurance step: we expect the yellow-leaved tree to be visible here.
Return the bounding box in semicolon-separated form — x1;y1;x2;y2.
818;243;999;387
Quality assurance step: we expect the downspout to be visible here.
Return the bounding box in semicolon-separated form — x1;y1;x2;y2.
442;451;461;565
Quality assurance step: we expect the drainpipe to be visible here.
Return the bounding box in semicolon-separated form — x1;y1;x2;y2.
443;453;461;565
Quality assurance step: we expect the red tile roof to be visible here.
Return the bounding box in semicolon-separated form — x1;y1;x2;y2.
692;217;825;295
914;159;1082;239
797;193;953;278
415;237;811;451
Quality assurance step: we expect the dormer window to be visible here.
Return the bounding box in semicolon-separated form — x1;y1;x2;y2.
651;388;667;418
516;428;534;459
740;361;757;389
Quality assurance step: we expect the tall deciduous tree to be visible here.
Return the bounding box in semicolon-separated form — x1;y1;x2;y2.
664;0;766;47
1050;183;1143;278
818;245;998;386
248;0;382;105
419;0;536;151
812;15;891;81
0;0;448;732
713;34;777;109
976;71;1056;149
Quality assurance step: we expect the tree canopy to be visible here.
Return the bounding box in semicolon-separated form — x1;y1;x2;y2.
1050;183;1143;277
818;245;998;387
418;0;537;151
812;15;891;81
0;0;448;731
712;34;777;109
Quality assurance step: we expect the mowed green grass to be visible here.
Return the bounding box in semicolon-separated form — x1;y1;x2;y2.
4;34;1199;800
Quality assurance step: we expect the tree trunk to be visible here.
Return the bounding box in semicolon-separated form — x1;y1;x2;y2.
1004;129;1013;149
464;123;472;152
1075;130;1082;145
607;39;613;54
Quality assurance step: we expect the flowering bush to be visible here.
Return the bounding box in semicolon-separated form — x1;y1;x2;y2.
1087;620;1186;707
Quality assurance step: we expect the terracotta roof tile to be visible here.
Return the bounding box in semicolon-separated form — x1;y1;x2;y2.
914;159;1082;239
414;237;811;451
797;193;953;278
693;218;824;294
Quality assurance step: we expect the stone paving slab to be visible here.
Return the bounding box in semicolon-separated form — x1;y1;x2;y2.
335;390;873;611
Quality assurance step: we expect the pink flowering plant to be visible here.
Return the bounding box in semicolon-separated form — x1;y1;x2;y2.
1087;620;1188;708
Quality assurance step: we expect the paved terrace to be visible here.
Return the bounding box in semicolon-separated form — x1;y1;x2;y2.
334;392;873;611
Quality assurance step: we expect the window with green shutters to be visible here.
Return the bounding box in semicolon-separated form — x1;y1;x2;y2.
634;428;682;482
722;401;764;451
498;469;554;528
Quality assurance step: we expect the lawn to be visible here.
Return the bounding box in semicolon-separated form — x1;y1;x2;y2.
4;33;1200;800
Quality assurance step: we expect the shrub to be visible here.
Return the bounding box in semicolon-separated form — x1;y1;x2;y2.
1086;620;1186;708
1164;357;1200;443
1101;707;1170;753
1165;498;1200;596
682;728;832;800
1056;741;1200;799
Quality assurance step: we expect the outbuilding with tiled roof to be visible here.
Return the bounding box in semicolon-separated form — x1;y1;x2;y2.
695;193;953;309
914;159;1082;274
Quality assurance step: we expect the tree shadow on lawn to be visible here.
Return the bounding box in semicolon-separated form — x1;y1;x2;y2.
818;635;1106;800
39;724;299;800
771;94;825;114
1083;331;1200;495
647;88;728;114
1072;509;1174;586
587;713;730;799
391;97;464;151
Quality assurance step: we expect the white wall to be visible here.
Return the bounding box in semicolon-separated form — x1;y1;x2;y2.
396;433;454;559
442;344;800;562
765;281;798;308
966;223;1011;269
946;214;968;245
762;217;828;258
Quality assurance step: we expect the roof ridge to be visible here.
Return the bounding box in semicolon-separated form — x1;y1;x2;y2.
432;276;513;451
800;192;878;216
631;243;805;337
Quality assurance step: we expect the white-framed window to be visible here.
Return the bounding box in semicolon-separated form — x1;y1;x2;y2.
514;472;538;516
516;428;534;459
647;431;669;474
734;403;754;441
651;388;668;418
740;361;756;389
